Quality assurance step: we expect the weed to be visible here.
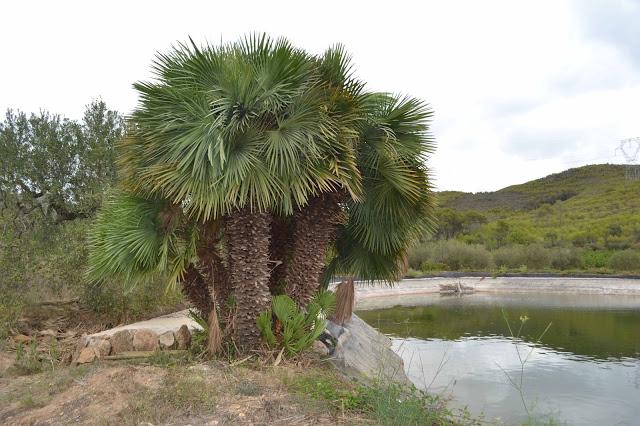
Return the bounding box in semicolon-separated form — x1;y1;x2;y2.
497;310;553;423
286;370;461;425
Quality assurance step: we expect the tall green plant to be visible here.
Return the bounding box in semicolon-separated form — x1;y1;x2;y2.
257;291;336;355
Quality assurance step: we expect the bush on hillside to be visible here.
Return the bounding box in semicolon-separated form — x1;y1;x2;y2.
524;244;552;269
582;250;611;269
407;243;433;270
0;216;184;331
604;236;631;250
608;250;640;271
407;240;492;271
428;240;492;270
492;244;551;270
571;232;599;248
549;247;583;270
492;245;528;269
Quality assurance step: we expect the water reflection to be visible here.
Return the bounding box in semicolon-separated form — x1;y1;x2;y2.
358;293;640;425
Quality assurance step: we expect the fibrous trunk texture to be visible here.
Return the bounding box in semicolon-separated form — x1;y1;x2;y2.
331;278;355;325
268;216;295;293
196;220;231;318
181;220;231;312
207;304;223;354
284;193;344;307
181;265;213;315
225;209;272;351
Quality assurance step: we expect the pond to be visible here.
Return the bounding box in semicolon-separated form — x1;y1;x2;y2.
357;293;640;425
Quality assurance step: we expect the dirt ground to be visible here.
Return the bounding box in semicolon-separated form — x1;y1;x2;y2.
0;351;365;426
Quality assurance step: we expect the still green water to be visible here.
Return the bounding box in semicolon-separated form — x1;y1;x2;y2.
357;293;640;425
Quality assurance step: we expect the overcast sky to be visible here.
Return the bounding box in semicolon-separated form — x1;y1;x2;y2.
2;0;639;192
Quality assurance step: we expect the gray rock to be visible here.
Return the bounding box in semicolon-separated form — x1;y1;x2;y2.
310;340;330;357
110;330;134;354
133;329;159;351
175;325;191;350
75;347;98;364
158;331;176;349
71;334;90;363
327;314;411;386
88;337;111;357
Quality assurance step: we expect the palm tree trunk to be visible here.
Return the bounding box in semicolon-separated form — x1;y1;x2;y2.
268;215;294;293
225;209;272;351
181;265;213;315
284;193;344;306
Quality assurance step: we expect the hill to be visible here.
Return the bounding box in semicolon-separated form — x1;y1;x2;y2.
407;164;640;275
436;164;640;247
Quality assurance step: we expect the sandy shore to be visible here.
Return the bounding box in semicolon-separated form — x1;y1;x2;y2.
353;276;640;309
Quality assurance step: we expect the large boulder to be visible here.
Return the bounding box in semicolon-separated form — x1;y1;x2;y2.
175;325;191;350
158;331;176;350
326;314;411;386
133;329;159;351
88;337;111;358
110;330;134;354
75;347;98;364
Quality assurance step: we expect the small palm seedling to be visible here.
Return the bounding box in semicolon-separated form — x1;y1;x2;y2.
257;290;336;356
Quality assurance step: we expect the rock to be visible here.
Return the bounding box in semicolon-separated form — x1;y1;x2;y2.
13;334;32;343
175;325;191;350
158;331;176;350
133;329;159;351
76;347;98;364
310;340;330;357
88;338;111;358
39;329;58;338
327;314;411;386
110;330;134;354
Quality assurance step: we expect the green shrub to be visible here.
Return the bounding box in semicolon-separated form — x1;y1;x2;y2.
257;291;336;355
429;240;492;270
571;233;591;248
419;261;448;272
82;278;183;325
493;244;551;270
405;268;423;278
549;247;583;270
582;250;611;269
407;240;492;271
407;243;432;269
524;244;551;269
493;245;528;269
608;250;640;271
604;236;631;250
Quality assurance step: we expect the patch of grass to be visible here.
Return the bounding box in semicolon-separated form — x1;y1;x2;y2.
287;370;365;412
285;369;462;425
235;380;263;396
0;294;25;342
0;364;93;409
122;367;218;425
11;342;45;376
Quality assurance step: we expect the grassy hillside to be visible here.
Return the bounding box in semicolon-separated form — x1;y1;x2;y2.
409;164;640;274
440;164;640;247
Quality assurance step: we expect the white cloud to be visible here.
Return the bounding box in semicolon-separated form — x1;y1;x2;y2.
1;0;638;191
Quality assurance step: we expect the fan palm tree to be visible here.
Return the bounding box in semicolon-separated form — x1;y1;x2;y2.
87;35;435;352
278;93;436;307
